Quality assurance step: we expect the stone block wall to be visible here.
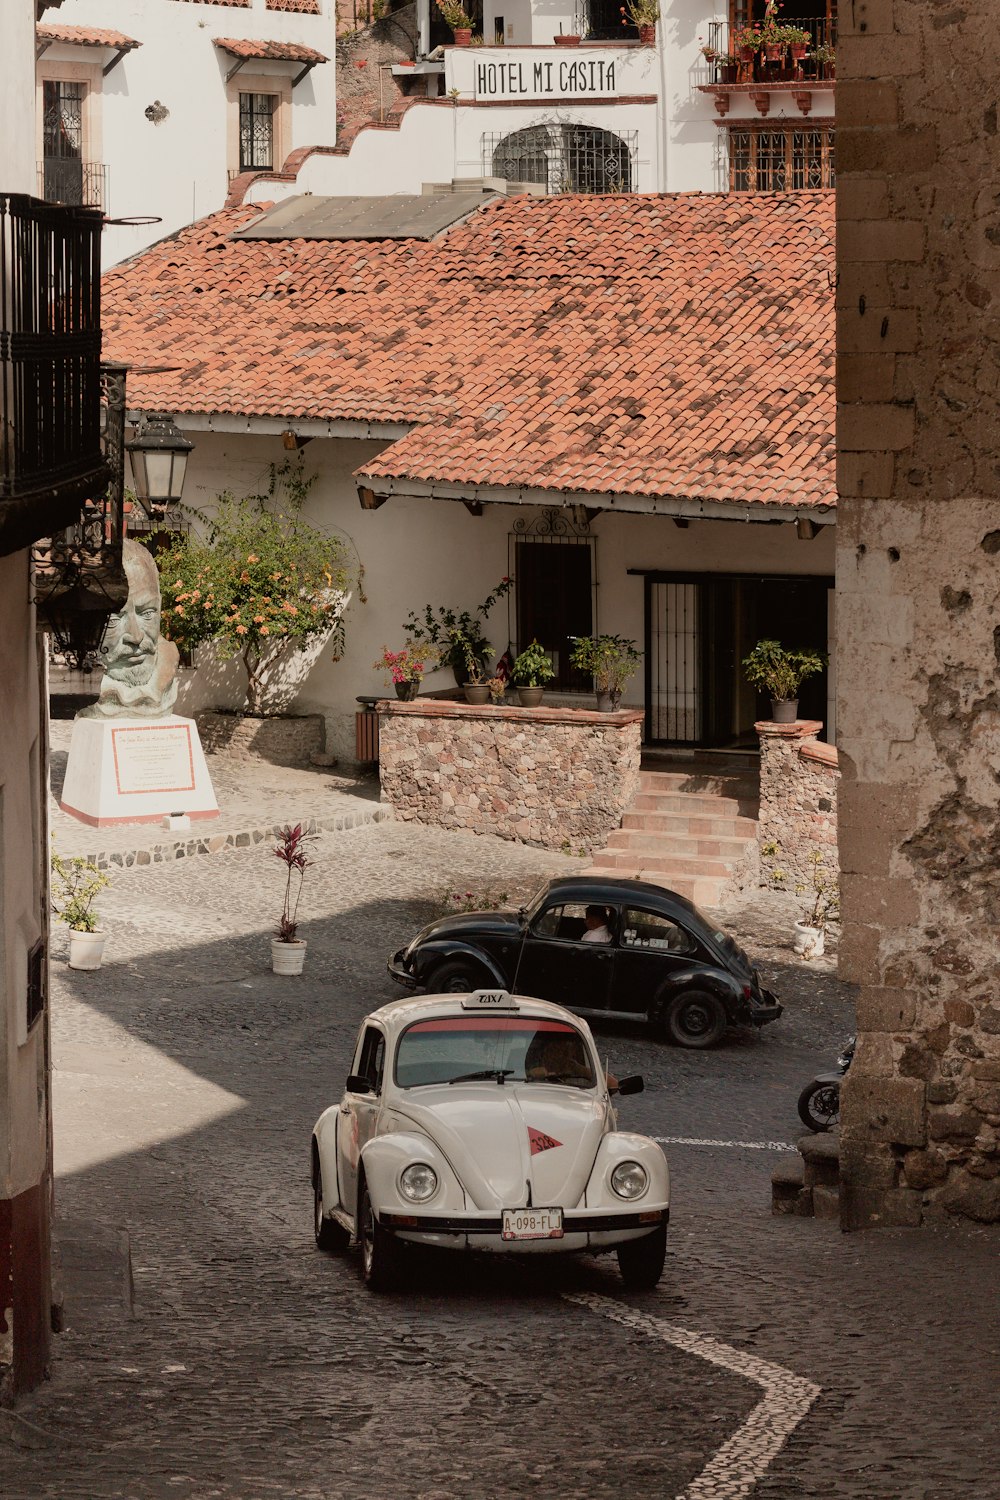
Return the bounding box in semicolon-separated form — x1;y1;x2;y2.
196;711;324;767
756;720;839;890
836;0;1000;1226
377;700;642;850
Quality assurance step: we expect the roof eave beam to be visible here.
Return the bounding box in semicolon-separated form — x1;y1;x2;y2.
291;59;317;88
225;56;249;84
35;39;51;60
102;45;133;77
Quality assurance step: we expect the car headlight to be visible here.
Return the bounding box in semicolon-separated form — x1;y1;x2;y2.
399;1163;438;1203
611;1161;648;1200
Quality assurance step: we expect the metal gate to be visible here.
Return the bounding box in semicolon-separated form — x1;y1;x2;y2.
648;581;701;744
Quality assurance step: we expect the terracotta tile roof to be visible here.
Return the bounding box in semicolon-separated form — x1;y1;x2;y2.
214;36;328;62
101;192;836;513
36;22;140;48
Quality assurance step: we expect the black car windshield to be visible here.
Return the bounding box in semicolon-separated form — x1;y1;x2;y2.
395;1017;596;1090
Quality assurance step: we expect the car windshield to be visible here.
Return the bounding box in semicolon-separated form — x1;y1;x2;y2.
682;901;751;976
395;1017;596;1090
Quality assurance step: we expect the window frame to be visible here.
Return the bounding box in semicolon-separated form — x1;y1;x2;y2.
727;122;835;194
227;71;292;180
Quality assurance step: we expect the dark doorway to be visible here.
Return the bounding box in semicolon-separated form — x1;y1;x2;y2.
513;537;594;690
644;572;833;748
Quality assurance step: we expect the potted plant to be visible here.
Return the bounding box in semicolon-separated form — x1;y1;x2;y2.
741;639;825;723
485;675;508;704
51;851;110;970
782;24;811;61
437;0;473;44
460;645;491;705
732;23;762;62
511;639;555;707
620;0;659;43
272;823;315;975
403;576;512;687
373;644;425;701
569;633;641;712
811;41;835;76
793;850;839;960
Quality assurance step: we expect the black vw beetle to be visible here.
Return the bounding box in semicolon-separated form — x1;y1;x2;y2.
388;876;782;1049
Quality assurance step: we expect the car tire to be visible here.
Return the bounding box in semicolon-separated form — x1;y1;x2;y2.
428;959;486;995
359;1181;402;1292
617;1223;667;1290
314;1163;350;1253
665;991;727;1049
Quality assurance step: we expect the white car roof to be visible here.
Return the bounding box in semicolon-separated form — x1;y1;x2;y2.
364;992;595;1042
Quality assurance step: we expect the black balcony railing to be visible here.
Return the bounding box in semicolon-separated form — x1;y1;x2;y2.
0;193;107;553
705;16;836;83
37;158;108;211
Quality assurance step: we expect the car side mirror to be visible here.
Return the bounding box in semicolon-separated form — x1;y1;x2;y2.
345;1073;373;1095
614;1075;644;1096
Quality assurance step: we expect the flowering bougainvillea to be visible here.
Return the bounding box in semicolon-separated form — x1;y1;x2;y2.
373;646;426;684
155;459;360;714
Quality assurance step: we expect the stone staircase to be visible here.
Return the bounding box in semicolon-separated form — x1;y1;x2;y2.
586;765;759;907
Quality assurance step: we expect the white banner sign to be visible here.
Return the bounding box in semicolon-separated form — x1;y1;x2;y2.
473;55;619;101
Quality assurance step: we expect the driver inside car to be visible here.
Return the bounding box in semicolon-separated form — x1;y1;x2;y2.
523;1030;620;1090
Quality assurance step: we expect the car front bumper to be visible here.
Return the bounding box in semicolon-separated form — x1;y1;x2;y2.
387;949;419;988
378;1205;668;1253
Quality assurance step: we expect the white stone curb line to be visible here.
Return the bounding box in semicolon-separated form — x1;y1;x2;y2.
564;1294;821;1500
653;1136;794;1152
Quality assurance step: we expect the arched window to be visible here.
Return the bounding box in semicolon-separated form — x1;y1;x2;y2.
489;125;634;195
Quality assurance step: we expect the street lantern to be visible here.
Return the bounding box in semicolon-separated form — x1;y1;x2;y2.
126;412;194;517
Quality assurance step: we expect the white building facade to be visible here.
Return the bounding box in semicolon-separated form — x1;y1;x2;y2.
34;0;337;266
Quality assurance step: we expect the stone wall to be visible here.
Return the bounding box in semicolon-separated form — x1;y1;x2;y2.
836;0;1000;1225
196;711;324;767
756;720;839;891
377;700;642;850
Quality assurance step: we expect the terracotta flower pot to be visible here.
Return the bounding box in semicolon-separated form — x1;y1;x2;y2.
638;23;656;44
791;43;807;60
764;41;782;60
453;27;472;44
555;33;581;44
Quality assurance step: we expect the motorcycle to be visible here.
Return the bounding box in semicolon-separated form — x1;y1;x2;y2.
797;1036;855;1132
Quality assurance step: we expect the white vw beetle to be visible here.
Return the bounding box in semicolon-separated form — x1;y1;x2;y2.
311;989;670;1291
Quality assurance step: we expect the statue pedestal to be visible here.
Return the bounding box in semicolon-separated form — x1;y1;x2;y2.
60;716;220;828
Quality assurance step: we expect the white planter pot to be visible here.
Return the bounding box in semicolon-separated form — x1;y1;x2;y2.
68;929;106;971
793;921;824;959
271;938;306;975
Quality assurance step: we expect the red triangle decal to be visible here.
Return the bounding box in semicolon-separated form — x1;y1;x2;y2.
528;1126;563;1155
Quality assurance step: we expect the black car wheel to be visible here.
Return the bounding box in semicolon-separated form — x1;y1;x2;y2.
617;1223;667;1289
428;959;485;995
314;1162;350;1253
797;1080;841;1132
665;992;727;1049
359;1182;402;1292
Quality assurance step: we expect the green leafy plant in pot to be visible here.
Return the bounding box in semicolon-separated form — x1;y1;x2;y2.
403;577;512;688
511;639;555;707
51;851;110;970
742;639;825;723
569;633;641;712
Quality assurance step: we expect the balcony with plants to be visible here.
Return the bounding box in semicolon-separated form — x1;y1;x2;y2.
697;1;835;115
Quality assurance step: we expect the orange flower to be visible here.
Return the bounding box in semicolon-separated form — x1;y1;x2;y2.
174;605;185;616
260;625;270;635
239;570;250;584
235;624;247;635
254;614;265;623
247;553;259;564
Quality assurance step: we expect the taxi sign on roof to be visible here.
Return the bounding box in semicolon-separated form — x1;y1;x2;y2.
461;989;518;1010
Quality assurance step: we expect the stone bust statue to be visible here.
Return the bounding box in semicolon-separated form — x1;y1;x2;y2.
78;539;180;720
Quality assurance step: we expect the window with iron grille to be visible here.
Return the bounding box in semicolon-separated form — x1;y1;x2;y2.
484;126;636;195
508;512;597;691
728;124;834;192
239;92;277;171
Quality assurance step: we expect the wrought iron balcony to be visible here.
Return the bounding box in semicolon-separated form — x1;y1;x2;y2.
703;16;836;85
37;158;108;211
0;193;108;555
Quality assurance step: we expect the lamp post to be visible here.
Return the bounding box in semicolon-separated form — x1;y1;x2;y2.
126;412;194;526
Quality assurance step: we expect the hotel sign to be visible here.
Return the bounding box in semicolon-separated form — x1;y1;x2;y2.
473;55;619;102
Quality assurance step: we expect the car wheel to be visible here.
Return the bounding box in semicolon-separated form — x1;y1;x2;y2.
617;1223;667;1290
359;1181;401;1292
665;991;727;1049
314;1163;350;1253
797;1080;841;1132
429;959;484;995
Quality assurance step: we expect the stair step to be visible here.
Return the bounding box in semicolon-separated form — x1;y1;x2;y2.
622;810;758;838
605;829;752;859
638;770;759;796
590;850;734;879
630;791;757;816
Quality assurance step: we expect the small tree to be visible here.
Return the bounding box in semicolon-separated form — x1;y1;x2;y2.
157;460;359;715
51;852;109;933
742;639;825;704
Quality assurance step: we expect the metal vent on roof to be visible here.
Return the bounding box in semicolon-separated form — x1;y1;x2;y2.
233;193;497;243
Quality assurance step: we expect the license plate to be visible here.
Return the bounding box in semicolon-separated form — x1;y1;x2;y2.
501;1208;564;1241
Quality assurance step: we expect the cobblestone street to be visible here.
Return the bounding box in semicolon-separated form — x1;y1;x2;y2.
4;821;999;1499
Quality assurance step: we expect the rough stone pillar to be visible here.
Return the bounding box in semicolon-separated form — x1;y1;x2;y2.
837;0;1000;1226
756;720;839;890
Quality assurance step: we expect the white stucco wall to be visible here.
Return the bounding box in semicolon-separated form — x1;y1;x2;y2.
3;0;37;191
42;0;338;265
169;429;835;761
